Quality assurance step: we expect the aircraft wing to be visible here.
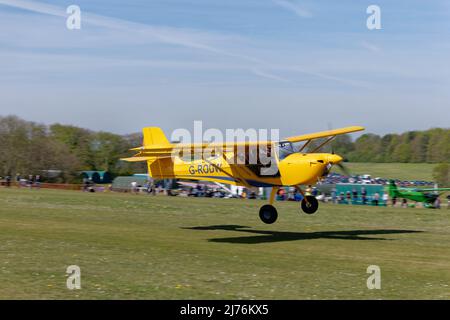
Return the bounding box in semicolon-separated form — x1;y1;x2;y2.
122;126;364;162
282;126;365;143
124;141;273;161
413;187;450;192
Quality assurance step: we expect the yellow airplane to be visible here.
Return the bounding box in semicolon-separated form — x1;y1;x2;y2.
122;125;364;224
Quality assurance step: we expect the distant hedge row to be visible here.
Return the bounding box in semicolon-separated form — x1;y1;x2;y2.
331;128;449;163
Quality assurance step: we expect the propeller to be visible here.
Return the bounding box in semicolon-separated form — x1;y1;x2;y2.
327;122;351;177
336;162;351;176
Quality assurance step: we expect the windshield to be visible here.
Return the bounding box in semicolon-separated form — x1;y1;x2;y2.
278;142;295;160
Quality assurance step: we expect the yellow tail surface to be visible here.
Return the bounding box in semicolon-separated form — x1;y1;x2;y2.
142;127;174;178
142;127;171;146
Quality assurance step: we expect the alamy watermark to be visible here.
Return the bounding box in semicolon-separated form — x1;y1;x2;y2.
66;265;81;290
168;121;281;176
366;5;381;30
366;265;381;289
66;5;81;30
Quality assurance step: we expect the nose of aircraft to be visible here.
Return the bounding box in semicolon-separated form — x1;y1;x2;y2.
327;154;343;164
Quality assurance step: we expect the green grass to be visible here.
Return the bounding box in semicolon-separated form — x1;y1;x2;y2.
333;162;436;181
0;188;449;300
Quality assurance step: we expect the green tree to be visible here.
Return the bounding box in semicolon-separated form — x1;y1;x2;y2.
331;134;354;160
426;128;449;163
0;116;80;182
50;124;96;169
410;132;428;163
348;134;382;162
391;132;413;163
91;131;129;173
432;163;449;187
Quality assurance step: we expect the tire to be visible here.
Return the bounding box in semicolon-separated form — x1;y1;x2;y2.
259;205;278;224
301;196;319;214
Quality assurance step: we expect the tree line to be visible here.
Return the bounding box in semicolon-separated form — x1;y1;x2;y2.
0;115;448;183
0;115;144;182
331;128;449;163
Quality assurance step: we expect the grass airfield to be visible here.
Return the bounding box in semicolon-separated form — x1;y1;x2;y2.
0;188;449;300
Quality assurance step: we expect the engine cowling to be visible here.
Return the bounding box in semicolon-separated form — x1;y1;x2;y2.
278;153;343;186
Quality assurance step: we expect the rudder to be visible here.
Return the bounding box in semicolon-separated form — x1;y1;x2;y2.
143;127;170;146
142;127;173;178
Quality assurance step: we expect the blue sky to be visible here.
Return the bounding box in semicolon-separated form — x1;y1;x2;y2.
0;0;449;137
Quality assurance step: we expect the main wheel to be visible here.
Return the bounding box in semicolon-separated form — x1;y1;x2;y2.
301;196;319;214
259;205;278;224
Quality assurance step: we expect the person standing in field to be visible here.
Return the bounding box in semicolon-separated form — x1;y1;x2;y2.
373;192;380;206
382;192;389;206
339;192;345;204
361;187;367;205
131;181;138;194
331;188;337;204
346;191;351;204
401;198;408;208
434;197;441;209
5;175;11;187
352;188;358;204
35;175;41;189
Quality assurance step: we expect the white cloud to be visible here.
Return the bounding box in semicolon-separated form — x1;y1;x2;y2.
0;0;234;52
251;68;291;82
361;41;382;53
272;0;312;18
0;0;371;87
0;0;289;81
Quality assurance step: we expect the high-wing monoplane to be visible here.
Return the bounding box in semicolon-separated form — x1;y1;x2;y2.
123;126;364;223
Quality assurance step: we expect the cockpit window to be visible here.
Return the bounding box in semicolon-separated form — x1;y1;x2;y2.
278;142;295;160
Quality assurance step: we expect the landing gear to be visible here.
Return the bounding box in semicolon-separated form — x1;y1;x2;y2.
258;186;279;224
295;185;319;215
301;196;319;214
257;186;320;223
259;205;278;224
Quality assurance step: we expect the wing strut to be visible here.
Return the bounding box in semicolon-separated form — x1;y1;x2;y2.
310;136;336;153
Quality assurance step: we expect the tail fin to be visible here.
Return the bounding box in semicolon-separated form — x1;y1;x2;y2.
143;127;170;146
122;127;173;179
142;127;173;179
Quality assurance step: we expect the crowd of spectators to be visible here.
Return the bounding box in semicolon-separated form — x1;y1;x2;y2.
0;174;41;189
322;172;434;187
2;173;447;209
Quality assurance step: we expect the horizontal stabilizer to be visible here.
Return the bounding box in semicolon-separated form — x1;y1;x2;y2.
121;156;154;162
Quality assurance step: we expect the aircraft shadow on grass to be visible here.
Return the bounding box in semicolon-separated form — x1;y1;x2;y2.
181;225;423;244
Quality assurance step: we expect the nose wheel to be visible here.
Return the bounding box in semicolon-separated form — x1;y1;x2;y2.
295;186;319;214
301;196;319;214
259;205;278;224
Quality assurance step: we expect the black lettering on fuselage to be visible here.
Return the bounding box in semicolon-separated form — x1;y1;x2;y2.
188;163;223;175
